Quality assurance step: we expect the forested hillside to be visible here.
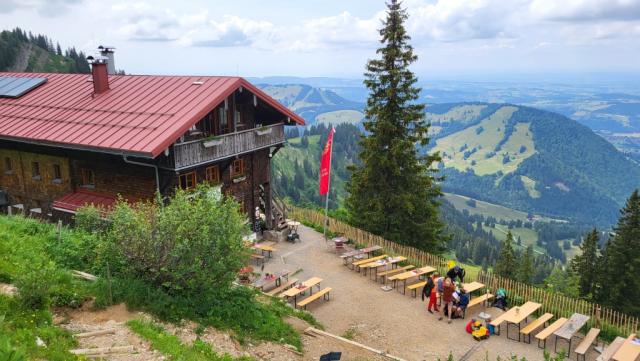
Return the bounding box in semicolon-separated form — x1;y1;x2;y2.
0;28;90;73
429;103;640;224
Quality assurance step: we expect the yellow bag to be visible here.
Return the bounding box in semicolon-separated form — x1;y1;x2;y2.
448;260;456;270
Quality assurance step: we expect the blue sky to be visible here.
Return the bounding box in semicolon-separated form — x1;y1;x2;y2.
2;0;640;79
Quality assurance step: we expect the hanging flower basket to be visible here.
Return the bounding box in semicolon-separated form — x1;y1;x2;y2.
203;136;223;147
255;126;272;136
232;175;247;183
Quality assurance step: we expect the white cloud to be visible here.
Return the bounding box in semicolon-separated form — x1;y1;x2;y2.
530;0;640;21
0;0;82;17
108;0;640;52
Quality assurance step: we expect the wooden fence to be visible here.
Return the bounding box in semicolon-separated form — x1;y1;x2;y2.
290;206;640;338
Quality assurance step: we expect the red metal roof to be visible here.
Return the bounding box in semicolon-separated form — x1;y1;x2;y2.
52;189;119;214
0;72;305;158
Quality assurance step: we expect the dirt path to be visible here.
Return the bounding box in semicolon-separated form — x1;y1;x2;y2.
56;303;164;360
56;303;390;361
259;225;602;361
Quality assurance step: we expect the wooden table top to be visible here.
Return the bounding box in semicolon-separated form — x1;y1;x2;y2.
554;313;590;340
613;334;640;361
361;256;407;269
462;281;485;294
352;254;388;267
504;301;542;324
388;266;436;281
340;245;383;258
281;277;323;298
600;337;626;361
253;244;276;252
253;270;289;288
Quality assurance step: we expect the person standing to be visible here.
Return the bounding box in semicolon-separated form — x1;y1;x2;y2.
439;277;455;324
428;273;440;313
421;273;439;313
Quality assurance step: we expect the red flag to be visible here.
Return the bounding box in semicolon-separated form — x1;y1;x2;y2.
319;127;335;196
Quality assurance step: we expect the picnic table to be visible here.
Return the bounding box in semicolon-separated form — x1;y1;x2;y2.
281;277;323;307
387;266;436;294
553;313;590;353
340;245;383;265
613;334;640;361
500;301;542;341
462;281;484;294
252;243;276;258
361;256;407;280
253;270;289;291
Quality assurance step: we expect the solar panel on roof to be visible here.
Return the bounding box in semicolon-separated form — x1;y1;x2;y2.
0;77;47;98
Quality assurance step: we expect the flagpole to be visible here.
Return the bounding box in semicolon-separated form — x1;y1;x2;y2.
323;127;334;241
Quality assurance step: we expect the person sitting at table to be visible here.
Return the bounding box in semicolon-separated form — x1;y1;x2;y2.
446;265;466;283
438;277;456;324
452;288;470;319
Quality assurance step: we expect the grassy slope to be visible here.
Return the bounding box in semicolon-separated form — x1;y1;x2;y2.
443;193;558;222
315;110;364;125
434;105;537;176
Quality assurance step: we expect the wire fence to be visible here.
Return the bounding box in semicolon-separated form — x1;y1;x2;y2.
290;205;639;339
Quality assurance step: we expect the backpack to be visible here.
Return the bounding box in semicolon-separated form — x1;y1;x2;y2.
496;288;507;299
437;277;444;292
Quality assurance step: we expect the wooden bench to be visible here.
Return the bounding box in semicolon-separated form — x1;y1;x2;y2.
377;265;414;284
297;287;332;310
268;278;298;296
520;313;553;344
407;281;427;298
535;318;567;349
251;253;264;265
597;337;625;361
467;293;494;309
490;311;511;335
462;293;494;319
575;328;600;361
352;255;388;272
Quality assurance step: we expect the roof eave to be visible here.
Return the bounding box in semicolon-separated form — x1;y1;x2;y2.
0;136;154;159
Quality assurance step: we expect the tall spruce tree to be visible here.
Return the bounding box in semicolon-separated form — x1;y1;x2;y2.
570;228;599;299
600;190;640;316
346;0;443;251
518;246;534;284
495;231;517;279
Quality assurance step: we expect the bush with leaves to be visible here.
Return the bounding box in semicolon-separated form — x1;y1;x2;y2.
99;186;250;296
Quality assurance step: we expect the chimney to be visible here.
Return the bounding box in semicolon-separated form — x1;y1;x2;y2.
87;55;110;94
98;45;116;75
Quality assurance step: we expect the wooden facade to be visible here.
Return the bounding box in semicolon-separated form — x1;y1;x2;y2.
0;88;290;227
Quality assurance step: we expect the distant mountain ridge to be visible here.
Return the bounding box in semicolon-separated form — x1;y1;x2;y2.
428;103;640;224
258;83;364;125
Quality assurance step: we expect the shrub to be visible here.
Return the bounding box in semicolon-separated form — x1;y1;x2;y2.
103;186;249;296
14;260;56;310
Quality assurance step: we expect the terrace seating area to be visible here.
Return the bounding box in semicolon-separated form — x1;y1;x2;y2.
241;224;639;360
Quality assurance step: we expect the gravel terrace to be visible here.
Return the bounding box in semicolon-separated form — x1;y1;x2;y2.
260;224;603;361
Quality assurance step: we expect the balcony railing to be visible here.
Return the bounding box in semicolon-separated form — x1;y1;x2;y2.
171;123;285;170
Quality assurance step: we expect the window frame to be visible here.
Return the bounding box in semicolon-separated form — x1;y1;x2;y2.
179;171;197;190
205;165;220;184
81;168;95;188
31;161;41;180
52;164;62;184
232;159;245;177
3;157;11;174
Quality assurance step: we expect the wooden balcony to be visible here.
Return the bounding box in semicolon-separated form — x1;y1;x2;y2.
171;123;285;170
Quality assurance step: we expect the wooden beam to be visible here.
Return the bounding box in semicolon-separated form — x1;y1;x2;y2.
74;329;116;338
70;345;134;355
304;327;408;361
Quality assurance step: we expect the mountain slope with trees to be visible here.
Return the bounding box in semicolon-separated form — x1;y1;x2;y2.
428;103;640;224
0;28;90;73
